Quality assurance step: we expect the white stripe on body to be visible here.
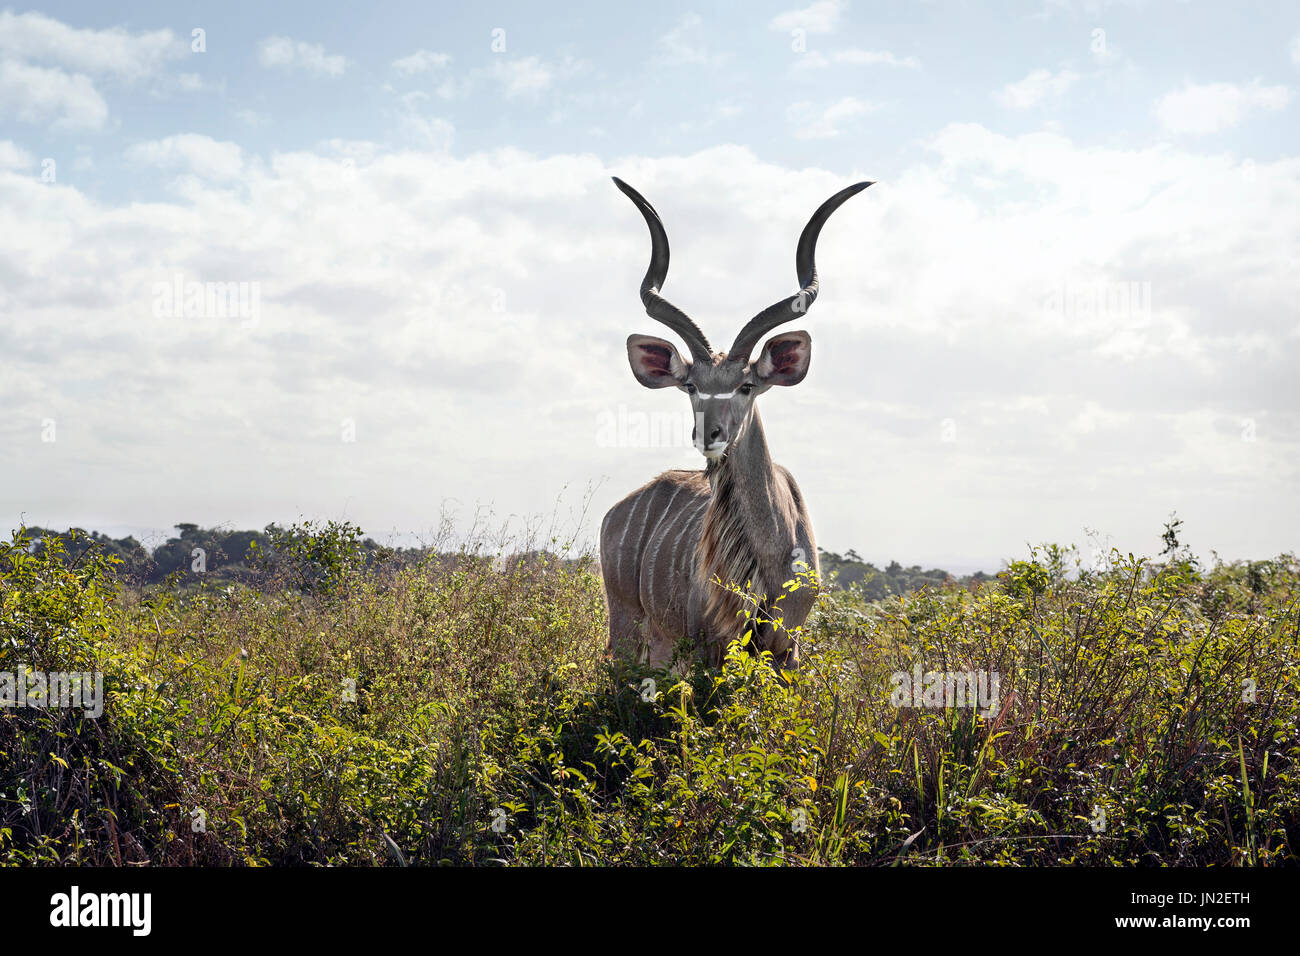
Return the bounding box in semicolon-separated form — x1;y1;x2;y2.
642;484;685;607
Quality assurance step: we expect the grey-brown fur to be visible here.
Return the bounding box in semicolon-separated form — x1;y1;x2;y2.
601;407;816;669
600;177;870;669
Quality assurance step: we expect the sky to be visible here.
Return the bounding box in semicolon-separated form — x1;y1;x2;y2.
0;0;1297;572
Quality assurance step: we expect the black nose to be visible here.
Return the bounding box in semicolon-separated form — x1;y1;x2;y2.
709;426;724;442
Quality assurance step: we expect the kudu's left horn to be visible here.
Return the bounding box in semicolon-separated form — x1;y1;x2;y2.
727;180;874;365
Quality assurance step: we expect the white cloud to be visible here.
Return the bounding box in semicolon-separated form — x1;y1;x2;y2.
2;131;1297;567
258;36;347;76
174;72;224;94
786;96;875;138
658;13;729;66
769;0;845;34
397;111;454;151
434;77;465;100
831;47;919;68
1154;78;1290;134
488;56;552;98
995;68;1079;109
429;55;581;101
0;139;33;170
392;49;451;75
0;59;108;129
0;11;187;130
1070;400;1131;435
125;134;244;181
794;47;920;70
0;10;181;81
235;109;270;128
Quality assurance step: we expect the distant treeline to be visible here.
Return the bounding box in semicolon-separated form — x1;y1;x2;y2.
17;522;398;589
818;549;993;599
14;523;992;594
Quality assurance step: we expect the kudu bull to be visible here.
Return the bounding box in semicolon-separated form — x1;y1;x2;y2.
600;176;871;669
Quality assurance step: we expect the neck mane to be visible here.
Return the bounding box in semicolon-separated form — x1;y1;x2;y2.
696;408;800;651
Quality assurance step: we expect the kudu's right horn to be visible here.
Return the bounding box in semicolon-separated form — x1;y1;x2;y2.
727;180;874;365
612;177;715;364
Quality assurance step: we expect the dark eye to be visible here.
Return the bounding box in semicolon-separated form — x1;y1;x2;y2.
740;383;754;395
684;383;697;394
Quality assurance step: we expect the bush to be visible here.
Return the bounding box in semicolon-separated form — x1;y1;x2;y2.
1;525;1296;866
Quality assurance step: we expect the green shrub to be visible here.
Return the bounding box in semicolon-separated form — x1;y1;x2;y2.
1;524;1296;866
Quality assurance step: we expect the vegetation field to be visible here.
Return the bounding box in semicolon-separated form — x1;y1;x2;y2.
1;520;1297;865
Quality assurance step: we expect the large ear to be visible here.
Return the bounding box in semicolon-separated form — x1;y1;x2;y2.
627;334;690;389
755;330;811;386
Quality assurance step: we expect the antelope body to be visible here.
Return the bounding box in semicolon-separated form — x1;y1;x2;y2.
600;177;870;669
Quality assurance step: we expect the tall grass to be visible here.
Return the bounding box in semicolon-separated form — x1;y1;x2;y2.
1;525;1296;865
